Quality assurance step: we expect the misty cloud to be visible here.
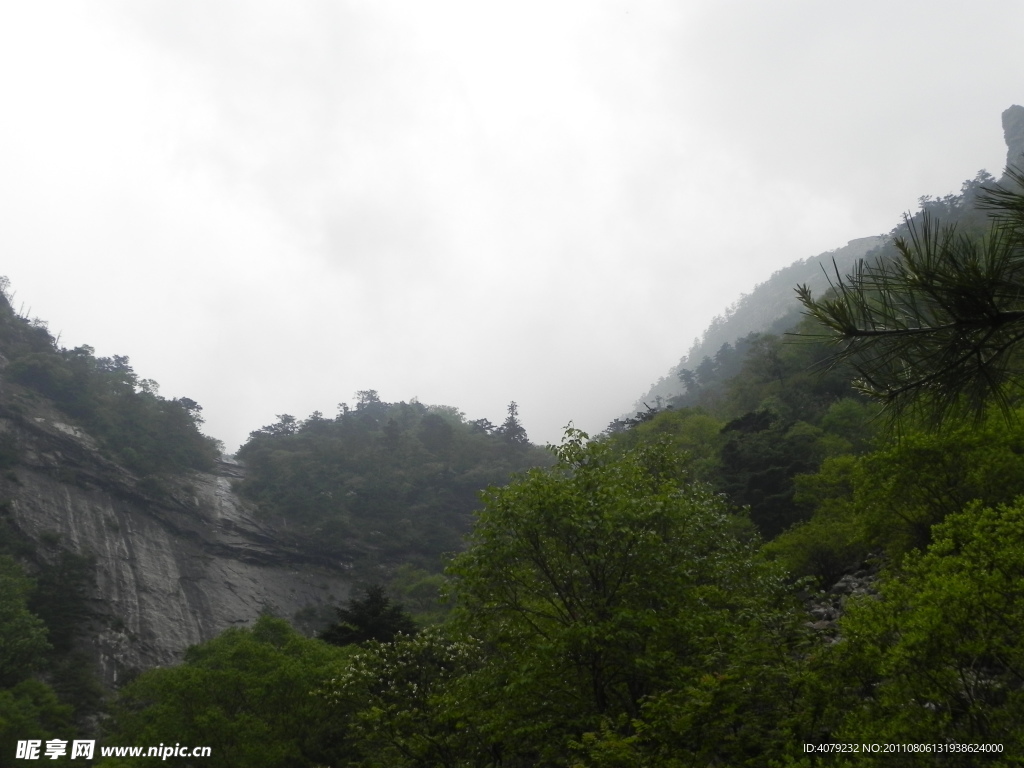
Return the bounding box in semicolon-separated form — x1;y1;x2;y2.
1;1;1021;449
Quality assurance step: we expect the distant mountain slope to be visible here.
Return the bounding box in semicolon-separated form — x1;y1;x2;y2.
630;235;884;412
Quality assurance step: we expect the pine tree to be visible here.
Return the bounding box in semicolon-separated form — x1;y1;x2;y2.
496;401;529;445
797;166;1024;424
320;585;417;646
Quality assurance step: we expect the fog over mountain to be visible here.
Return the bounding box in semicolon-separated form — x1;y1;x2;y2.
629;235;885;413
1;2;1021;448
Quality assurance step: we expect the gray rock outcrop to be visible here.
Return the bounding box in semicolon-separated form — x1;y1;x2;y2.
2;403;352;686
803;564;880;643
1003;104;1024;171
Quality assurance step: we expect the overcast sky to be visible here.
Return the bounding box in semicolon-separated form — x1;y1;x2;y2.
1;2;1021;451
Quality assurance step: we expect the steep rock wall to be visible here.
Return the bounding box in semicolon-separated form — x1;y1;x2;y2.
1;404;352;686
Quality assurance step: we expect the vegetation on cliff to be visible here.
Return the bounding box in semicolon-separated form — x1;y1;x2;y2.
0;281;220;476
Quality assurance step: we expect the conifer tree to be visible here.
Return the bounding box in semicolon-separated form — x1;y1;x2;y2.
320;585;417;646
497;400;529;445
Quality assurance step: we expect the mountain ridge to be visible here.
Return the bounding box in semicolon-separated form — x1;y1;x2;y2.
628;234;884;415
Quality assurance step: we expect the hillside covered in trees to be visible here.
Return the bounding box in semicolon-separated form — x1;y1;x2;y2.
87;165;1024;765
233;394;551;577
7;116;1024;765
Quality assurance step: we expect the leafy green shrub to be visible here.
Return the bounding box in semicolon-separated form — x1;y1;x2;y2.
0;556;51;686
0;679;74;763
782;411;1024;567
765;512;869;587
101;617;354;768
820;498;1024;762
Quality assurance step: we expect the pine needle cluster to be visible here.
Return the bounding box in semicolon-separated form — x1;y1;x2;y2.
797;166;1024;426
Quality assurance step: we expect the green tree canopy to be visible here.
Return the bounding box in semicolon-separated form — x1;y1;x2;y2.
100;616;353;768
818;497;1024;762
0;284;220;477
767;406;1024;590
0;558;74;763
235;396;551;576
0;556;51;687
442;429;805;767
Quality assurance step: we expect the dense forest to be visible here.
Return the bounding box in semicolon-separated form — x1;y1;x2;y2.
6;164;1024;765
233;394;550;581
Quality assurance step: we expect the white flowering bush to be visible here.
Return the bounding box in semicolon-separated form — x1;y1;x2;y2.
318;627;487;767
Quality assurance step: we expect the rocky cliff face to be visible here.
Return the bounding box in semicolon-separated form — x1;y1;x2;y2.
1;396;352;686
